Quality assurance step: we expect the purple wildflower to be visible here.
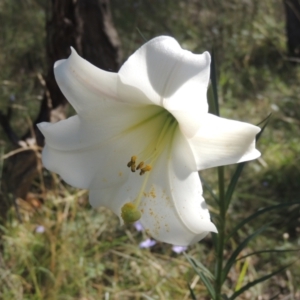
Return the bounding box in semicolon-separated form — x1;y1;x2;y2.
172;245;188;254
134;221;144;232
139;238;156;248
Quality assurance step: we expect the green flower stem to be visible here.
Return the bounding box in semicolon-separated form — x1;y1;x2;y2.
215;165;226;299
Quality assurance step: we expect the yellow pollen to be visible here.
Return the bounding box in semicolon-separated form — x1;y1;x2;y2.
123;109;177;219
136;162;144;170
121;202;141;223
131;163;136;172
127;156;137;172
140;165;152;176
127;156;152;175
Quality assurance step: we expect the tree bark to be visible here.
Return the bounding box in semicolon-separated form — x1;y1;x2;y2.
1;0;121;218
284;0;300;58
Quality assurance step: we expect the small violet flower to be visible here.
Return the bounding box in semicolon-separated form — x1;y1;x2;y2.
172;245;188;254
38;36;260;246
35;225;45;233
135;221;187;253
139;238;157;248
134;221;144;232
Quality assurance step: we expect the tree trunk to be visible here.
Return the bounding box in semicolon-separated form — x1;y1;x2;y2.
284;0;300;58
1;0;121;219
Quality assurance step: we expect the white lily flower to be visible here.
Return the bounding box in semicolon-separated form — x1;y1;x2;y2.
38;36;260;246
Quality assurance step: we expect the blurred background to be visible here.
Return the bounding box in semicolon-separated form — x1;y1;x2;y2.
0;0;299;299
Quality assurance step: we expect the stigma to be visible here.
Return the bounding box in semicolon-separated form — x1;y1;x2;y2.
121;202;141;223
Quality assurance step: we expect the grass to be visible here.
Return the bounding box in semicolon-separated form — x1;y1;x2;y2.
0;0;300;299
1;188;211;299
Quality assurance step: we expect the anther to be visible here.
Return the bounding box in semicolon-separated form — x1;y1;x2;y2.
131;163;136;172
140;165;152;176
136;162;144;170
127;156;137;172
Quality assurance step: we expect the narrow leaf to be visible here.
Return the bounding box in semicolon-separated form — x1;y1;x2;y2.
200;175;219;204
209;50;220;116
211;232;218;249
256;112;272;129
236;248;300;261
222;224;270;283
184;253;216;299
229;263;293;300
226;202;300;242
235;257;250;291
136;27;147;42
198;272;216;299
224;113;271;210
184;252;215;280
188;284;197;300
256;113;271;142
225;163;245;210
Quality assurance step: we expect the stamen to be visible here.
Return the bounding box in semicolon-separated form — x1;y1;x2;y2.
140;165;152;176
131;163;136;172
136;162;144;170
123;110;178;218
127;156;137;172
121;202;141;223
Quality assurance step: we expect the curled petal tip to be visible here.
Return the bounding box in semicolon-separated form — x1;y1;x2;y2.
70;46;77;54
203;51;211;63
210;222;218;233
36;122;50;133
54;59;65;69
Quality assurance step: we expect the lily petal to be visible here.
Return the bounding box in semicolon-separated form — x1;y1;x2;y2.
38;103;169;189
54;48;118;114
118;36;210;136
38;115;130;189
188;114;261;170
89;128;217;246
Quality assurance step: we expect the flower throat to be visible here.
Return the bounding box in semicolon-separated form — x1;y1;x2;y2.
121;109;178;224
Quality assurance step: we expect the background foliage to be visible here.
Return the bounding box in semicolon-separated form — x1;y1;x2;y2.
0;0;299;299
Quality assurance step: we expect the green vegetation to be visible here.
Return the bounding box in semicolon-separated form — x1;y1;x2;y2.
0;0;299;299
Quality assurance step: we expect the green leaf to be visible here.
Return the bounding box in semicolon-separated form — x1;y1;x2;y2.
184;252;215;280
211;232;218;249
235;248;300;261
188;284;197;300
225;163;245;210
224;113;271;210
198;272;216;300
256;113;272;127
228;263;293;300
200;175;219;204
222;224;270;283
184;253;216;299
256;117;271;141
226;202;300;242
136;27;147;42
209;50;220;116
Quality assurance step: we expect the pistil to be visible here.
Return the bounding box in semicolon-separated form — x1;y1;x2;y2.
122;109;178;224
